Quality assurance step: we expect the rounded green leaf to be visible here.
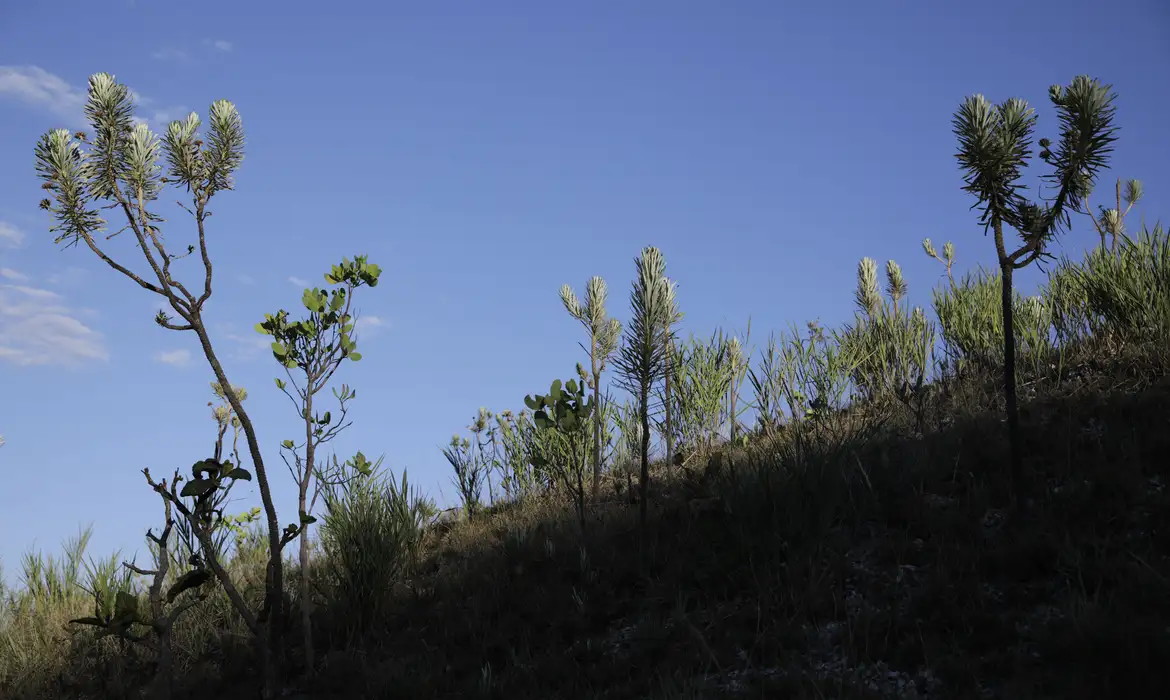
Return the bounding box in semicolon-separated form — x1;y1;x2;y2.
165;568;212;603
225;468;252;481
191;459;220;478
348;351;362;362
113;591;139;623
180;478;216;497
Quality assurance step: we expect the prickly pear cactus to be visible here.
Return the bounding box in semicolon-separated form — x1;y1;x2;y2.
524;377;595;434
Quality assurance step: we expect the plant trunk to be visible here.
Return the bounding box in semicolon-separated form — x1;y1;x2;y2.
577;437;587;536
300;390;316;679
664;341;674;466
591;351;602;502
997;247;1022;503
1112;178;1121;252
192;321;283;698
729;382;737;444
149;635;173;700
638;384;651;567
148;556;173;700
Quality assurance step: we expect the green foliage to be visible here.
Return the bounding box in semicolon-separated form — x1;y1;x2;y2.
952;75;1119;492
525;378;595;435
489;410;541;500
836;257;935;408
443;432;488;518
953;76;1117;258
610;399;644;473
255;255;381;372
929;261;1053;376
662;331;736;455
319;459;434;636
1047;223;1170;346
724;331;752;442
69;590;142;640
560;278;622;364
593;391;622;475
613;248;679;403
613;246;680;541
746;333;786;436
35;73;244;250
18;527;96;612
775;321;856;421
560;276;623;499
1072;177;1144;251
525;377;595;531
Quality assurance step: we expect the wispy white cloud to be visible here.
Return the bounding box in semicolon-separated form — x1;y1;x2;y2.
210;39;233;52
0;221;26;249
0;283;108;366
154;348;192;367
0;65;187;132
0;268;29;282
47;266;87;288
0;65;87;127
354;314;389;337
150;48;190;63
287;276;309;287
234;272;256;285
220;326;271;361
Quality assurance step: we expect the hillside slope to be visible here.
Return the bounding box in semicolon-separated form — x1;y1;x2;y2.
288;349;1170;699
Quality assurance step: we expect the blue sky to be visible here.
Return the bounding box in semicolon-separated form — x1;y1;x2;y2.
1;0;1167;582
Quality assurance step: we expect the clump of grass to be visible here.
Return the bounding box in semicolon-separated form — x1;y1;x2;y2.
1047;222;1170;347
317;459;435;640
929;258;1055;378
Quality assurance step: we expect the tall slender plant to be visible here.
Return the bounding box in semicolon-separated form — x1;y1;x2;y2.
661;289;684;467
613;246;677;556
33;73;288;697
723;325;752;444
1074;177;1144;252
747;333;786;438
560;277;623;501
952;75;1118;498
255;255;381;677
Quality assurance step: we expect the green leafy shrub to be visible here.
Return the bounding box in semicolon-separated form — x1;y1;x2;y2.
524;377;595;534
